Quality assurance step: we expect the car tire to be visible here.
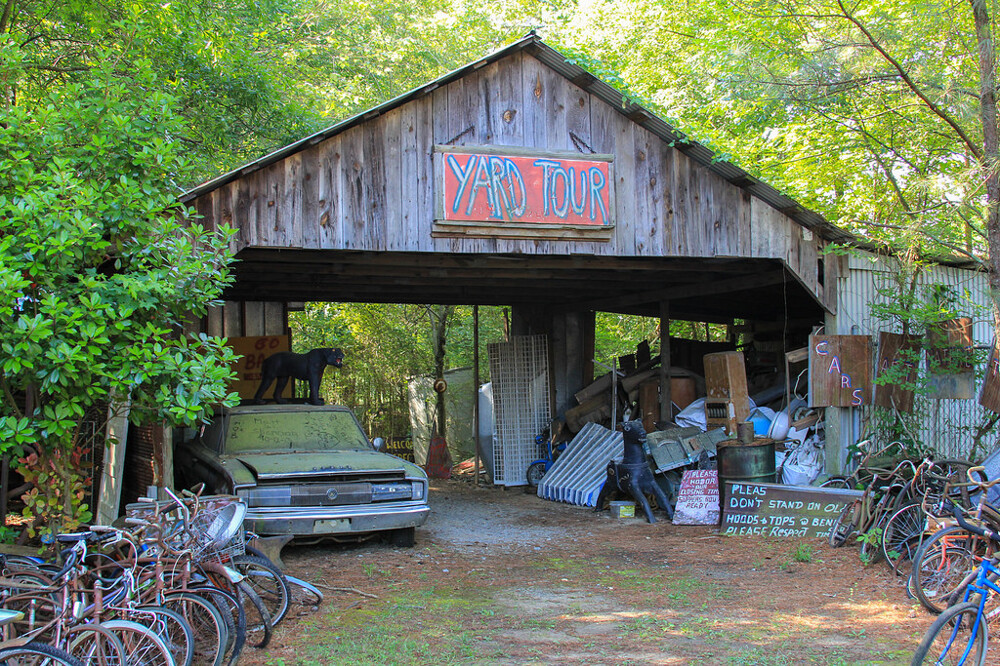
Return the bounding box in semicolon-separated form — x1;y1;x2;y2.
389;527;416;548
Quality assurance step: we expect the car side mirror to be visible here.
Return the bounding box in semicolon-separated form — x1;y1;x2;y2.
371;437;386;452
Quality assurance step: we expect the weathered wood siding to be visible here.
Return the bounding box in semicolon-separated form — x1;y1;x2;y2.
192;51;827;305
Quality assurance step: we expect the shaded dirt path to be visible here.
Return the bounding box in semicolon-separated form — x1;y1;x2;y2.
246;478;926;665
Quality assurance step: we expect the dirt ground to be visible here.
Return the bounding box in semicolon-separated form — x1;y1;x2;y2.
246;477;930;665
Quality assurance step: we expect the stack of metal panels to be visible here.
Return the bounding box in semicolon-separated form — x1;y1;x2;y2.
488;335;551;487
537;423;622;506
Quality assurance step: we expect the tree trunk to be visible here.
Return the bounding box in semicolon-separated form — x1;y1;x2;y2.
429;305;452;439
971;0;1000;344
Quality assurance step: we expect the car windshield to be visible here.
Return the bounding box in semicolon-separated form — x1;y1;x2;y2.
224;410;370;453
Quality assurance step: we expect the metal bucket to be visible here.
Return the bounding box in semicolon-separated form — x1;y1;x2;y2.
717;439;776;485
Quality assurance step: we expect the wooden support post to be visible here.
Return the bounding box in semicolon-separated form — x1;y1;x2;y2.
659;301;672;424
473;305;481;486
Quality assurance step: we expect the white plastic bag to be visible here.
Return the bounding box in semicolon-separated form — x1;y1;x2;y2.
780;436;825;486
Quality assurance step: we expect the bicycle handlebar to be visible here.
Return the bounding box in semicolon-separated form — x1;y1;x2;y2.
965;465;1000;489
950;501;1000;545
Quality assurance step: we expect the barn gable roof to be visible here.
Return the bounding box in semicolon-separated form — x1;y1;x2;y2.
183;33;859;245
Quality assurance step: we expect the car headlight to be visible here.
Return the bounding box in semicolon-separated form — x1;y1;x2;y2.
372;482;422;502
237;486;292;507
411;481;426;501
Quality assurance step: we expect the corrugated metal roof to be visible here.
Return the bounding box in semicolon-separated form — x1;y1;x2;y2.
181;33;862;246
537;422;622;506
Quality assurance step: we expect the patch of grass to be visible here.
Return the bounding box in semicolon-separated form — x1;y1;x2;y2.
792;544;814;563
726;649;792;665
287;585;506;665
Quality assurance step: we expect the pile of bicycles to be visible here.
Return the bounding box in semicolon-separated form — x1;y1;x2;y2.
0;487;323;665
825;443;977;577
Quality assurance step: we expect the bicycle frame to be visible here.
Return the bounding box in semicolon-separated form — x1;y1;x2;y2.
943;557;1000;664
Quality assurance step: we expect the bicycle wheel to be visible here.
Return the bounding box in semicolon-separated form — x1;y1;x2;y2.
912;600;988;665
859;511;888;566
819;476;853;490
133;605;195;666
285;575;324;607
187;585;244;665
912;526;986;614
2;591;60;641
65;622;127;665
0;642;84;666
161;592;226;666
230;555;290;626
526;461;547;487
100;619;175;666
237;580;272;649
882;502;927;575
829;501;859;548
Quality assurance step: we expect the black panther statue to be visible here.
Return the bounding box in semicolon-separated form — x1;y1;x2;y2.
253;348;344;405
594;420;674;523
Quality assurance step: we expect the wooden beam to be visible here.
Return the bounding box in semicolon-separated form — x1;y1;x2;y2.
568;269;788;312
660;301;671;424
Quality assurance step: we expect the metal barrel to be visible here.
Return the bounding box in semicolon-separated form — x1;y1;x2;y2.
717;439;776;485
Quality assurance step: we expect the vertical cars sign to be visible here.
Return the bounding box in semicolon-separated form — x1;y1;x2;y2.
436;147;615;230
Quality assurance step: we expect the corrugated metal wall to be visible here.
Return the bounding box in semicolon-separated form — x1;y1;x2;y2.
830;253;996;461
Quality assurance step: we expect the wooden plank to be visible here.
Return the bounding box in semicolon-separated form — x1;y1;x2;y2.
688;158;704;257
660;140;675;255
612;114;635;256
282;151;302;248
300;146;319;250
672;152;692;255
432;220;614;241
721;482;861;538
543;64;568;151
382;108;402;250
223;301;243;337
521;53;547;148
633;126;661;255
243;301;264;337
263;301;285;336
317;135;341;249
207;305;223;337
415;95;435;253
873;332;919;412
234;170;255;247
565;78;592;155
364;119;387;250
400;103;419;252
261;161;283;247
484;58;522;146
808;334;872;407
340;126;364;250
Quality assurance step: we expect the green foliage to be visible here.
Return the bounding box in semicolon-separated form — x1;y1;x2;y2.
0;41;238;537
791;544;814;563
289;303;508;436
540;0;990;261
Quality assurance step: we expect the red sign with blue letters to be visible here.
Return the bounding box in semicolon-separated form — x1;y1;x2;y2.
440;149;614;226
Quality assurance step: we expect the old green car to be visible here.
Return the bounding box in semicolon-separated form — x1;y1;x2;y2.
174;404;429;546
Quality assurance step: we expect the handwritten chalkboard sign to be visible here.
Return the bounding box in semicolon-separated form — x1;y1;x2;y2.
672;470;719;525
721;482;862;538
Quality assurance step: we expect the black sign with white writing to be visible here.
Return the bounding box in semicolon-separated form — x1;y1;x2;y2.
721;482;862;538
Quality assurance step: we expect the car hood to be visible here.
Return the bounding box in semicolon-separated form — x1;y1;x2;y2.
220;451;426;484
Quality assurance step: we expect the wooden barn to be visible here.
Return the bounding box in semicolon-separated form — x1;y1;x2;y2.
100;34;995;515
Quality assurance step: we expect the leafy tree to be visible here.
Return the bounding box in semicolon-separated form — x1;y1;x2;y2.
0;43;238;538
